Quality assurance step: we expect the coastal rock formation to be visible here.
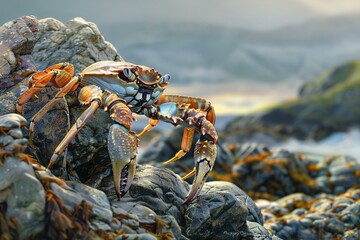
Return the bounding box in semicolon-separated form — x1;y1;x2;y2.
225;60;360;143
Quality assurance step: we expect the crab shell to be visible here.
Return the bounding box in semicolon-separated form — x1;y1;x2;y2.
80;61;169;113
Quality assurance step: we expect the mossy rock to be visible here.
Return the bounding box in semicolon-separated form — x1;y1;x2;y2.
225;59;360;141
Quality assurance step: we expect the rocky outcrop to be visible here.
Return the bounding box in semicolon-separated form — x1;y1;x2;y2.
229;144;360;198
225;60;360;142
33;17;122;73
0;16;38;92
0;112;274;239
0;16;122;173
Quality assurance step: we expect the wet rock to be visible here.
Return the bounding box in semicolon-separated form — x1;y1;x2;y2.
0;113;27;152
261;186;360;240
0;156;46;239
246;221;282;240
228;144;319;199
184;181;248;239
94;164;269;239
104;165;190;239
214;143;360;200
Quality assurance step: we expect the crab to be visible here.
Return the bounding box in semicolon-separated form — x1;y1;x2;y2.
16;61;218;204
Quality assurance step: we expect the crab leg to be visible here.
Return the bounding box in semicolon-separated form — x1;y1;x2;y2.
47;85;102;169
17;63;74;114
137;118;159;138
27;74;82;148
163;128;195;164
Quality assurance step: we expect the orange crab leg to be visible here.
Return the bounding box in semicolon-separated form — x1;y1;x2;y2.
137;118;159;138
163;127;195;164
47;85;102;169
28;75;82;148
17;63;74;114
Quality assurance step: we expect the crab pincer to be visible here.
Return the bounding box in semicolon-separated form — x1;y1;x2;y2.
152;101;218;204
183;136;217;204
108;123;138;198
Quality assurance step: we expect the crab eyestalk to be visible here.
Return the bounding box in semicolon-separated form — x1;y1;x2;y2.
123;68;136;81
159;74;170;84
183;137;216;204
108;123;138;199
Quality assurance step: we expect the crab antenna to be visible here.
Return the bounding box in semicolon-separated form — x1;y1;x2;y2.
123;68;136;81
159;74;170;84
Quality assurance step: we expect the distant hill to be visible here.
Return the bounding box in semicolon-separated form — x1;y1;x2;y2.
224;59;360;142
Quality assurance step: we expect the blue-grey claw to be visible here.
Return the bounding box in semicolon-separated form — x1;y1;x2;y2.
108;123;138;198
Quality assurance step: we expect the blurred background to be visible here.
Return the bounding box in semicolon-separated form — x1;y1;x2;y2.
2;0;360;155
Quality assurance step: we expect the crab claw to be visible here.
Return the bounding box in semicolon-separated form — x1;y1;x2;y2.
108;123;138;199
183;138;216;204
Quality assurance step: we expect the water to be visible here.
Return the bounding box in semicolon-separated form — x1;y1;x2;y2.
276;128;360;159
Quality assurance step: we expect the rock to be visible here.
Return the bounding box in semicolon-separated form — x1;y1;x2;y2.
0;16;124;175
33;17;122;72
227;144;319;199
262;187;360;240
212;143;360;200
104;165;190;239
0;113;113;239
299;61;359;98
95;164;268;239
0;16;38;91
0;156;46;239
0;113;27;152
184;181;249;239
246;221;282;240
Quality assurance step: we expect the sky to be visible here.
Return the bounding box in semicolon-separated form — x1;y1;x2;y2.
1;0;360;115
2;0;360;31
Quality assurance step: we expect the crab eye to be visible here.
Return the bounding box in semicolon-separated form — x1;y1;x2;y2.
159;74;170;85
123;68;136;81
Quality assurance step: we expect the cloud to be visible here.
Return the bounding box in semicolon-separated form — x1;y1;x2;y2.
297;0;360;15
